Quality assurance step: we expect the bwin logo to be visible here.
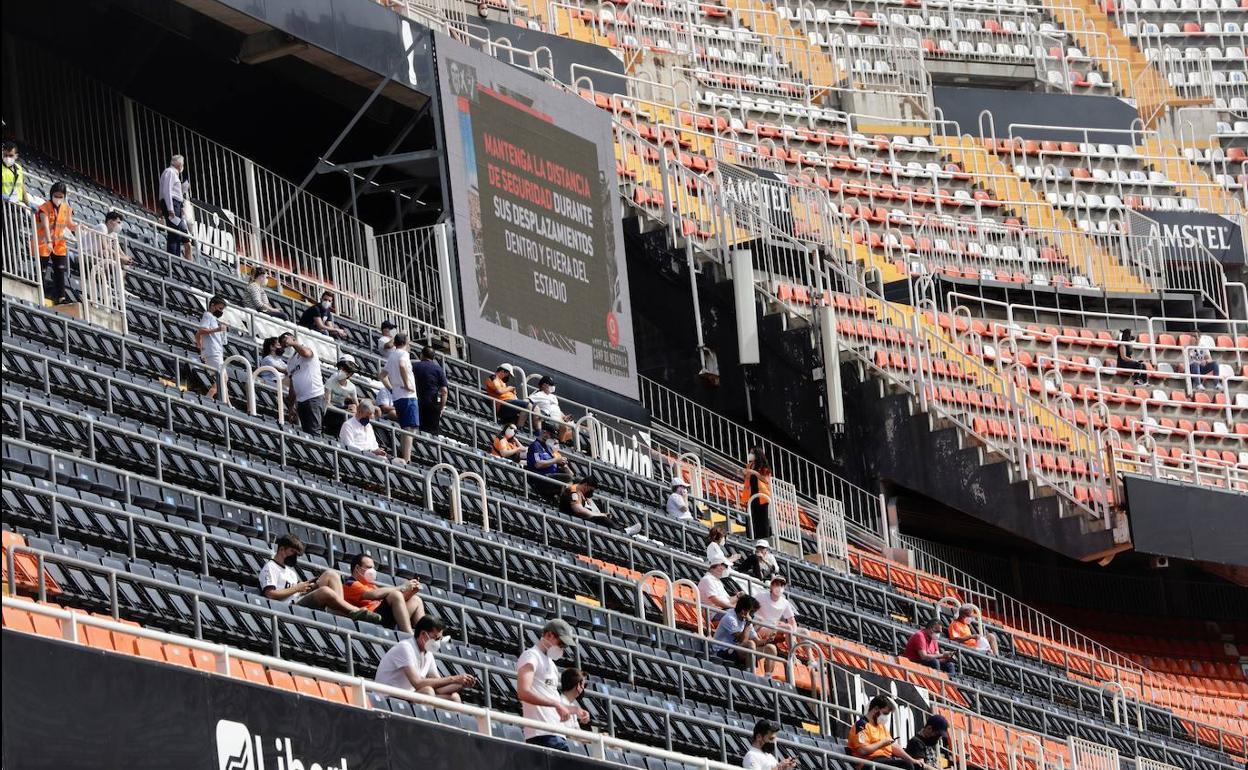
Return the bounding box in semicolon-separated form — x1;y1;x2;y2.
595;427;654;479
215;719;351;770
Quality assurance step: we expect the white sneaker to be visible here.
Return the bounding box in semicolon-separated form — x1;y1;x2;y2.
624;523;643;536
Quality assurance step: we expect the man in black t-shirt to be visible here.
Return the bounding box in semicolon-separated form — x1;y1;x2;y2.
299;290;348;340
904;715;948;768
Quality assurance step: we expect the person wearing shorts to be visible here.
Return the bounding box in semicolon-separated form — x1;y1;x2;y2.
383;333;419;463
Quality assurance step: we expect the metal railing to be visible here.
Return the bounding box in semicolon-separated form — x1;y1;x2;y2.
373;223;453;331
331;256;413;333
76;227;129;333
1;199;43;305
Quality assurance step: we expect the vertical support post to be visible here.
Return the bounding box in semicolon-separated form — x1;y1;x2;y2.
244;159;264;263
123;98;143;204
434;221;459;356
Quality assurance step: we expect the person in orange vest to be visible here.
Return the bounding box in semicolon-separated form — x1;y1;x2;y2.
740;445;773;540
36;181;77;304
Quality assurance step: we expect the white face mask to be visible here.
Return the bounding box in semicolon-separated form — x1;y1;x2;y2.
546;438;557;450
3;156;15;168
362;567;377;583
321;300;332;309
547;644;565;662
107;221;122;234
770;587;784;601
547;386;556;394
747;452;755;462
422;636;442;653
504;427;515;438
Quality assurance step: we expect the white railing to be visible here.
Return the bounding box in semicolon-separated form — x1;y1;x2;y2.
1124;208;1229;317
331;257;413;332
373;224;453;331
77;227;129;334
2;198;43;304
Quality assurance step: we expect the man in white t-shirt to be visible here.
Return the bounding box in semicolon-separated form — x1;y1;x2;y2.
742;719;798;770
698;556;742;618
195;296;228;401
279;332;326;436
374;616;475;702
257;533;381;623
753;575;797;647
666;479;693;520
381;333;418;463
516;618;586;751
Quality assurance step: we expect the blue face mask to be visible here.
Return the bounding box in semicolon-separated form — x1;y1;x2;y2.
358;417;370;427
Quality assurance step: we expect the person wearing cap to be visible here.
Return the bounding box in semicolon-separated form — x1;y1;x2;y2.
699;556;745;617
412;346;449;435
516;618;586;751
904;618;956;674
752;575;797;648
848;695;929;770
530;375;572;442
904;715;949;768
377;320;398;352
485;363;531;428
738;539;779;582
666;478;694;520
383;333;419;463
743;719;799;770
948;604;999;656
713;594;777;669
339;399;387;457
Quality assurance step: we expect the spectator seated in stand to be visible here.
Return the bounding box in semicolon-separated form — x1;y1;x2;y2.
666;478;694;520
377;319;397;352
339;400;387;457
737;539;779;582
1115;329;1149;386
526;425;573;500
374;616;475;702
557;476;642;535
743;719;800;770
87;210;132;269
244;266;284;318
299;290;348;340
705;524;743;568
258;534;382;624
752;575;797;649
491;421;526;463
530;375;573;442
713;594;777;670
1187;347;1217;391
557;668;593;738
948;603;1001;656
699;555;745;620
485;363;531;428
342;553;427;635
904;715;949;769
257;336;287;386
848;695;932;770
903;618;956;674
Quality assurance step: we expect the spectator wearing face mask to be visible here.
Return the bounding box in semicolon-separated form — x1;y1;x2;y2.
699;556;745;619
374;616;475;702
258;336;287;387
492;421;525;462
743;719;799;770
258;534;381;623
530;375;573;442
324;354;360;437
904;715;949;769
2;141;30;207
281;332;326;435
741;446;773;540
527;425;573;500
665;478;695;520
343;553;427;635
516;618;584;751
738;539;779;583
412;346;449;436
485;364;531;429
244;266;284;318
159;154;190;257
752;575;797;649
558;476;643;535
377;320;398;352
848;695;932;770
558;668;593;736
713;594;777;669
36;181;77;304
196;296;229;401
299;291;348;340
86;211;133;270
382;333;419;463
340;400;387;457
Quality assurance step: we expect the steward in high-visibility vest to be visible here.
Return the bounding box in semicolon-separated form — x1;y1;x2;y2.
2;141;28;206
35;181;77;303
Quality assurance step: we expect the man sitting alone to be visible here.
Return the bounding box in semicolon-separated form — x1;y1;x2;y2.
373;616;475;702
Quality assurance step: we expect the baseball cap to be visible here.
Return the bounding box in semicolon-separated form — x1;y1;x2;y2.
498;363;515;375
381;320;397;331
754;539;770;549
708;555;730;568
770;574;787;585
338;354;358;370
541;618;577;649
671;478;689;490
925;715;949;735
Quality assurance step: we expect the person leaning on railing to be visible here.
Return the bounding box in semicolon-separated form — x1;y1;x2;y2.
87;211;133;270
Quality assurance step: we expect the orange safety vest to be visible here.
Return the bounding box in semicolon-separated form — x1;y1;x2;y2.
36;200;74;257
739;462;772;506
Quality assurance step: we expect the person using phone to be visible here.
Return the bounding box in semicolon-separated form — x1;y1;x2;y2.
743;719;799;769
374;616;475;702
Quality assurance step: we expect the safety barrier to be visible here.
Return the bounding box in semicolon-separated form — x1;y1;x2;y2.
1;199;43;305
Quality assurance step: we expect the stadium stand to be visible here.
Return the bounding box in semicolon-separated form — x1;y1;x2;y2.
2;0;1246;769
